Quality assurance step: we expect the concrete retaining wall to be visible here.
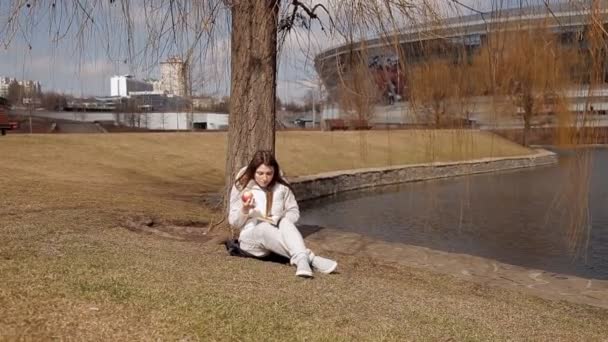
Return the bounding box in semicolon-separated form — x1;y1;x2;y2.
288;150;557;201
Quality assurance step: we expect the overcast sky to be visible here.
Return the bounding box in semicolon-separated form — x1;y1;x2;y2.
0;0;572;102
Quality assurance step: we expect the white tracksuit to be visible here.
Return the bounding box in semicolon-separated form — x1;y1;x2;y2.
228;172;310;265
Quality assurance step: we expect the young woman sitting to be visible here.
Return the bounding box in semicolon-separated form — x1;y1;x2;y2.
228;150;338;278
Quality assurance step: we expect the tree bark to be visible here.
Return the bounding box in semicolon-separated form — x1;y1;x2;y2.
523;116;531;146
522;93;534;147
226;0;279;193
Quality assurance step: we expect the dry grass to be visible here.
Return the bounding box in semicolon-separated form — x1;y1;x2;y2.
1;130;530;218
276;130;531;175
2;131;606;340
1;129;530;185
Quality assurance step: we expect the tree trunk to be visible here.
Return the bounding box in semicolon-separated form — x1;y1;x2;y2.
225;0;279;194
522;94;534;146
523;114;531;146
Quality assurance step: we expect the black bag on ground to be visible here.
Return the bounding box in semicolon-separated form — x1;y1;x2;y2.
223;239;290;264
224;239;252;258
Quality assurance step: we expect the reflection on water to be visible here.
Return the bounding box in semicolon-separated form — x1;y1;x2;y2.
301;148;608;279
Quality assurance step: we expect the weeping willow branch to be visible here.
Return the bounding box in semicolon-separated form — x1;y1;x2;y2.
279;0;333;33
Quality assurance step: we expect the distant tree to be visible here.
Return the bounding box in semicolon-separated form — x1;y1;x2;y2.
302;90;321;114
160;113;167;130
283;101;306;113
409;59;460;128
40;92;68;111
336;59;379;122
489;29;572;146
7;81;22;105
205;97;230;113
276;96;283;110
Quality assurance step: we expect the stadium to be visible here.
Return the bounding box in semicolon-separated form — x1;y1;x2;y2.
314;1;608;129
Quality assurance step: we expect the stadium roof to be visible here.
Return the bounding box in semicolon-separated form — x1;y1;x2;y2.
316;1;608;62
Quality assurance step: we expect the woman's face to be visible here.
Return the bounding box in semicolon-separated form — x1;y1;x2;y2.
254;164;275;188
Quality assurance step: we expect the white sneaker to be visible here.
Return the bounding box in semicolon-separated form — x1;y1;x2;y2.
295;258;313;278
311;256;338;274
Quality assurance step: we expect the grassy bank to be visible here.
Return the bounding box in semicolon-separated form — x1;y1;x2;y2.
1;131;606;340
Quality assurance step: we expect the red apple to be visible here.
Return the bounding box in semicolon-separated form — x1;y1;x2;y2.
241;191;253;203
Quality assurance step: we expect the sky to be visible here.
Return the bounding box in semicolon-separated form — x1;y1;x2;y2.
0;0;574;103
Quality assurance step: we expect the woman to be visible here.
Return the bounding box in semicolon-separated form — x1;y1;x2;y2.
228;150;338;278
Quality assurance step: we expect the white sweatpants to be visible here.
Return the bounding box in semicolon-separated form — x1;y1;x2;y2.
238;219;309;265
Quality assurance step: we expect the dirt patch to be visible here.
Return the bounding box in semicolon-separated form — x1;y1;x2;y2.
122;215;212;243
121;214;325;245
170;192;224;208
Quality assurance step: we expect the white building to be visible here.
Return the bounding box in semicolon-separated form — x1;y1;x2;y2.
0;77;15;97
29;112;230;130
160;57;188;97
110;75;153;97
147;79;163;93
192;113;229;130
0;77;41;98
18;80;42;96
117;113;228;130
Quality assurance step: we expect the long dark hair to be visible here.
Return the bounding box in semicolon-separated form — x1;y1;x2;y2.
235;150;293;192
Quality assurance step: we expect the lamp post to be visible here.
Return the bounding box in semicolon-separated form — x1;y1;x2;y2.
293;77;324;129
311;88;316;129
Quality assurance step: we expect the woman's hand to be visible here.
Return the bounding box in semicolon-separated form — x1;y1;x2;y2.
241;195;255;214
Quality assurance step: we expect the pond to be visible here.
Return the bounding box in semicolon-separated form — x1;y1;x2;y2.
301;148;608;279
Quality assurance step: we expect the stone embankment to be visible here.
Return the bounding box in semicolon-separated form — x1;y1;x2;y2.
290;149;557;201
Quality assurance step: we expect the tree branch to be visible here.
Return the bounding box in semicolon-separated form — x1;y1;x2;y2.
76;0;95;24
279;0;334;33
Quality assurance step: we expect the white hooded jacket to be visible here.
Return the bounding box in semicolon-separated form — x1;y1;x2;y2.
228;167;300;232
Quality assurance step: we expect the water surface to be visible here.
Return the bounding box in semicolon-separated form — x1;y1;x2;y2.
301;148;608;279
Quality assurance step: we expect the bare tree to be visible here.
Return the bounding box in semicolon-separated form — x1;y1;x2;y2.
225;0;333;190
224;1;279;188
7;81;22;106
470;25;577;146
336;58;379;124
160;113;167;130
409;60;458;128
